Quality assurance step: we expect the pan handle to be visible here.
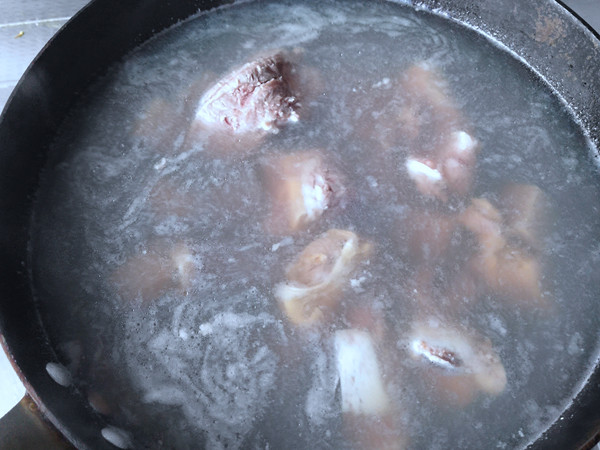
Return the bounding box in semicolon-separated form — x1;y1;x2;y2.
0;394;74;450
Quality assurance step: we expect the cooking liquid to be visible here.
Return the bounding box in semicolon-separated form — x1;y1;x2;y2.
29;1;600;448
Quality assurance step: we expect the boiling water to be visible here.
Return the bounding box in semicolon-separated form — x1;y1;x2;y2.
30;1;600;448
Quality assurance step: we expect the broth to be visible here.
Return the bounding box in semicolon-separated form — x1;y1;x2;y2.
30;1;600;448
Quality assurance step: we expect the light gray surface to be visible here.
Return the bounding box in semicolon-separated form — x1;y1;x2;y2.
562;0;600;31
0;0;89;112
0;0;599;440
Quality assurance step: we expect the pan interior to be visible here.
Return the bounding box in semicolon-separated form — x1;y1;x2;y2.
29;0;600;448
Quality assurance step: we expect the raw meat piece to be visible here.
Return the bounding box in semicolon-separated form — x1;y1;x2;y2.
275;229;371;327
459;198;547;307
336;329;407;449
408;320;507;406
262;150;345;234
500;183;549;251
188;52;301;155
355;64;480;201
112;242;198;303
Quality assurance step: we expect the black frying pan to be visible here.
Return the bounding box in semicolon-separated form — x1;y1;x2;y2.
0;0;599;448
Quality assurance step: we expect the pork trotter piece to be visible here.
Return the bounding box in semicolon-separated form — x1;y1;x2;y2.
399;65;480;201
112;241;198;303
459;197;547;307
408;320;507;406
275;229;372;327
500;183;549;251
190;52;300;154
336;329;407;449
262;150;345;234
